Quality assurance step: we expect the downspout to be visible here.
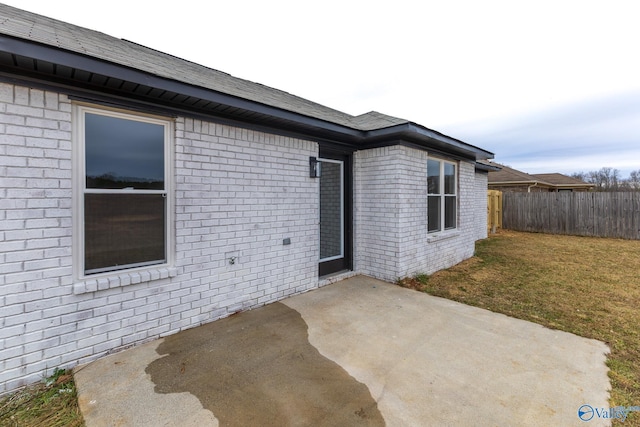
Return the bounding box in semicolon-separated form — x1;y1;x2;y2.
527;182;538;193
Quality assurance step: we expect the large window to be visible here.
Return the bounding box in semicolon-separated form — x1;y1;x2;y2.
427;158;457;233
75;105;171;276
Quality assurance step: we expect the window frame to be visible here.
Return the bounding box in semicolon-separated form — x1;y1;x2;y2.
318;158;345;263
427;157;458;234
73;103;174;280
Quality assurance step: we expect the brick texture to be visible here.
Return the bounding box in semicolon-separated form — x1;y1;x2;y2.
474;172;489;241
0;82;318;393
1;83;73;392
354;146;486;281
354;146;403;279
0;81;488;394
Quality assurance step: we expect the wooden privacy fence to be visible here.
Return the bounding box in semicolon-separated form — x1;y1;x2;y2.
487;190;502;233
502;192;640;239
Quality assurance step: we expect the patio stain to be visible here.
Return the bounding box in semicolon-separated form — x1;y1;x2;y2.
145;302;384;426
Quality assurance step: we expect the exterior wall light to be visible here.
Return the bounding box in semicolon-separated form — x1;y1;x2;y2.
310;157;321;178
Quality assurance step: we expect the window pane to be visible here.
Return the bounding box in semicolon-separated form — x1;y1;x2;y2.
427;159;441;194
319;161;343;260
428;196;441;232
444;163;456;195
85;193;166;273
85;113;165;190
445;195;457;230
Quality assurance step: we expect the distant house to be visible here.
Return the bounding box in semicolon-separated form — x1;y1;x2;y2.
529;173;594;192
482;162;593;192
0;4;494;393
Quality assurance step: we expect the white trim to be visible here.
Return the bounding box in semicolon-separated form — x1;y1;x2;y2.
426;230;461;243
320;254;343;263
84;259;164;275
72;267;179;294
83;189;167;194
427;157;458;234
318;270;357;287
318;158;344;263
72;103;174;282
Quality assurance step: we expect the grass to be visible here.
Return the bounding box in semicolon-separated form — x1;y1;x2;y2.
0;368;84;427
398;229;640;426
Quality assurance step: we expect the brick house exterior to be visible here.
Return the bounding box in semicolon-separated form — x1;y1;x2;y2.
0;5;493;393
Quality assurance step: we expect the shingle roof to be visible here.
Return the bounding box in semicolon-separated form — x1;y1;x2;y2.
482;162;595;189
483;162;553;185
530;173;593;187
350;111;410;131
0;4;406;132
0;4;496;160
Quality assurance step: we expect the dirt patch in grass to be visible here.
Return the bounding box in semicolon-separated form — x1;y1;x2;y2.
0;368;84;427
398;230;640;426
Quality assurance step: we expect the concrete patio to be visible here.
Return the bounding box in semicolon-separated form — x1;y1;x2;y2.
74;275;610;426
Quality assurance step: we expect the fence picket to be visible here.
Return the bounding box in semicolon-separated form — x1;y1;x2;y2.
502;192;640;240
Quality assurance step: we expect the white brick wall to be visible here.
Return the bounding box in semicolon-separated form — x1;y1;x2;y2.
474;171;489;241
0;82;319;394
173;117;318;315
354;146;402;280
354;146;485;280
397;148;429;276
0;81;489;394
1;83;74;393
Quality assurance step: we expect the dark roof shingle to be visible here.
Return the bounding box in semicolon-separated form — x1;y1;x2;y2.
530;173;593;187
0;4;495;160
484;162;552;185
0;4;408;131
483;162;594;189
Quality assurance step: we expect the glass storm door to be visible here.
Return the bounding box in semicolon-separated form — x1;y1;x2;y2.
319;156;351;276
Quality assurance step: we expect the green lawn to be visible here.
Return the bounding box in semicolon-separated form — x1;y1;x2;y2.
399;230;640;426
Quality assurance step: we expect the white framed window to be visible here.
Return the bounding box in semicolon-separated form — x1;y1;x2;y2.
73;104;173;277
427;158;457;233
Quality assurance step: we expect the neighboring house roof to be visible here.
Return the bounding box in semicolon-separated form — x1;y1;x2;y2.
481;161;594;190
0;4;493;161
480;161;552;186
530;173;594;189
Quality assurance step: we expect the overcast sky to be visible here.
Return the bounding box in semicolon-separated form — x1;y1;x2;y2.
6;0;640;176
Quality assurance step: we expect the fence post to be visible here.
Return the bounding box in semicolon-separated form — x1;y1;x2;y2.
487;190;503;234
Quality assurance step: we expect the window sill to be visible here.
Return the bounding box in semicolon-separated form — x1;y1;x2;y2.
72;266;178;294
427;230;460;243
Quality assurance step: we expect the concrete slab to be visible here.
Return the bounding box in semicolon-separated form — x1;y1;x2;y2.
75;276;610;426
74;339;218;427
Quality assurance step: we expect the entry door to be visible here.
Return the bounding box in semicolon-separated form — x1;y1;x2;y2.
319;155;352;276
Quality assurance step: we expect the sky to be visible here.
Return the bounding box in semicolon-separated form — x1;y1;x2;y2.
5;0;640;177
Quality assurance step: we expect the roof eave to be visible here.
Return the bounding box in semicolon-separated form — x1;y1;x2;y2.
553;184;595;188
0;33;492;159
364;123;494;161
475;162;501;172
1;34;367;136
489;181;553;186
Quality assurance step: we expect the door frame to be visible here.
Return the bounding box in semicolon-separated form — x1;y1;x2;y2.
318;151;353;277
